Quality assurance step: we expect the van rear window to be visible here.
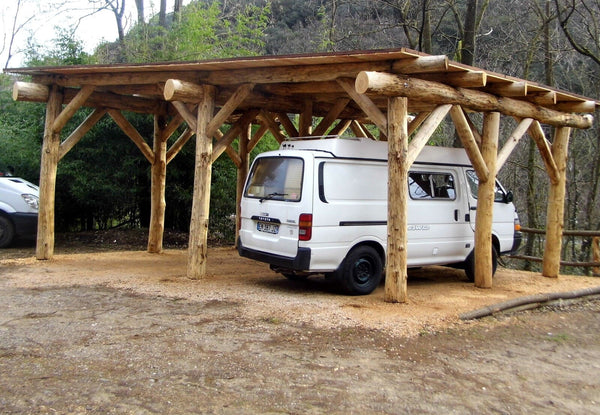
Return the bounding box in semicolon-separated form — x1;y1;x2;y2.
244;157;303;202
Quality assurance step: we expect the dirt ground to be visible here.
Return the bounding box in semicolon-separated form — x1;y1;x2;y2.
1;232;600;414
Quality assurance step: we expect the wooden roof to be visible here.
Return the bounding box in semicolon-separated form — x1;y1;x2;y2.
6;48;598;122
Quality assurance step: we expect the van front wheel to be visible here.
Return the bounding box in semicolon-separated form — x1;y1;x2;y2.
337;246;383;295
0;215;15;248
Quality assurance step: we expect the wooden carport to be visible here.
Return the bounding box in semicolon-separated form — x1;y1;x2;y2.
6;48;598;303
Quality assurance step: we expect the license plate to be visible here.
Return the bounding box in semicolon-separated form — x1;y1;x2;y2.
257;221;279;234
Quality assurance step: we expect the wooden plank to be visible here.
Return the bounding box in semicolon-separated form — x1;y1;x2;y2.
542;127;571;278
474;112;500;288
36;85;63;260
52;85;95;133
108;109;154;163
148;114;168;254
337;78;388;133
59;108;107;160
207;83;255;137
385;96;409;303
527;121;559;185
312;98;350;136
495;118;533;174
187;85;217;279
355;71;593;129
449;105;489;181
406;104;451;166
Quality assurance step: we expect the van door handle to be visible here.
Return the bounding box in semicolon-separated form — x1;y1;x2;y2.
470;206;477;211
454;209;459;221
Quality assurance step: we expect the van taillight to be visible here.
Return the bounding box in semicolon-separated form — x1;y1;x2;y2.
299;213;313;241
514;217;521;232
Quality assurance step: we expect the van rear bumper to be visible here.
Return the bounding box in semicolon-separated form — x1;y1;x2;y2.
237;238;311;271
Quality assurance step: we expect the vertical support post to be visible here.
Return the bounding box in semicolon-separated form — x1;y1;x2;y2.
385;96;409;303
542;127;571;278
593;237;600;277
235;122;251;247
474;112;499;288
36;85;63;260
148;114;167;253
187;85;216;279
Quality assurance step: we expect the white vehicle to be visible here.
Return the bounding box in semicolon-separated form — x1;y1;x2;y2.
0;177;39;248
238;137;522;295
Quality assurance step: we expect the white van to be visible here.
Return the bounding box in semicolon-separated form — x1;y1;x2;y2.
238;137;522;295
0;176;39;248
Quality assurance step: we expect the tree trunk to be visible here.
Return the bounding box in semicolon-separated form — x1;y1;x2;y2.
159;0;167;28
135;0;144;24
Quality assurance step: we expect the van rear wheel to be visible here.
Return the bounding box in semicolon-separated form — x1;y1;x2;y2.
337;246;383;295
464;246;498;282
0;215;15;248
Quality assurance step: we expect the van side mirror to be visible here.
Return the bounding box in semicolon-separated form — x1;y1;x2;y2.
504;191;514;203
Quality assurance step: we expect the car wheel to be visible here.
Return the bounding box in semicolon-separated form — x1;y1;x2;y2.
0;215;15;248
337;245;383;295
465;246;498;282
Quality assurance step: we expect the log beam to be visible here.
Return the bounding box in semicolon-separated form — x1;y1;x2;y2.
148;114;168;253
450;105;489;181
392;55;448;74
187;85;217;279
474;112;500;288
528;121;559;185
337;78;388;133
406;104;451;166
36;85;63;260
299;99;313;136
385;96;410;303
312;98;350;136
259;111;287;143
164;79;205;102
59;108;107;160
495;118;533;174
52;85;95;133
108;109;154;163
542;127;571;278
171;101;198;131
166;128;194;164
276;112;299;137
355;71;593;129
207;83;255;137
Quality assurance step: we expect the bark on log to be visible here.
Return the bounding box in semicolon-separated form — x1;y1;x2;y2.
459;286;600;320
474;112;499;288
543;127;571;277
355;71;593;129
187;85;216;279
36;86;63;260
148;114;168;253
385;96;409;303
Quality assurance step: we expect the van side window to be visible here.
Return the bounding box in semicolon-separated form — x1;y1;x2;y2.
465;170;505;202
244;157;303;202
408;172;456;200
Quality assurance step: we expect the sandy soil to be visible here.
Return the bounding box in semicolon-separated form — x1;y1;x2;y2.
1;240;600;413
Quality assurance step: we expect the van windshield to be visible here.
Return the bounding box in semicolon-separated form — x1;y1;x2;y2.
244;157;303;202
465;170;506;202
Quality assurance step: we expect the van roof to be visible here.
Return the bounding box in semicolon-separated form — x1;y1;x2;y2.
279;137;472;166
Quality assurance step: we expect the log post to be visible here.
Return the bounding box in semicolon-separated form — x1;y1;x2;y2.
36;85;63;260
187;85;217;279
235;122;251;246
148;113;168;253
474;112;500;288
593;237;600;277
385;96;409;303
542;127;571;278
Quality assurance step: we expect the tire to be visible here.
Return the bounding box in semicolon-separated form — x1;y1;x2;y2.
464;245;498;282
0;215;15;248
337;246;383;295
